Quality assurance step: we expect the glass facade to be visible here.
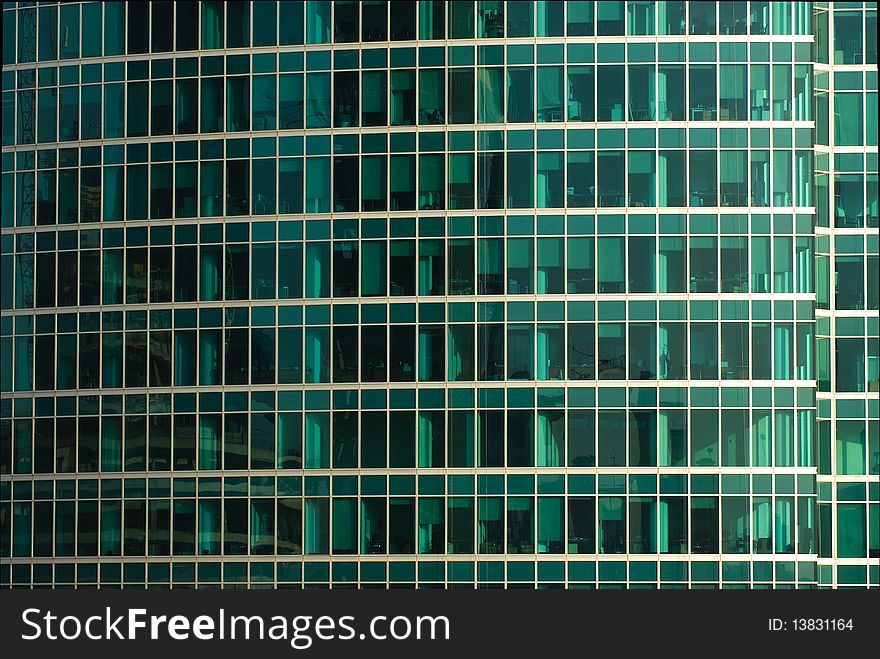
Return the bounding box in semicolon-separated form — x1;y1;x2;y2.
0;1;876;589
812;2;879;589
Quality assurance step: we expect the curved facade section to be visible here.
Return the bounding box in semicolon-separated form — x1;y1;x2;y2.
0;1;877;589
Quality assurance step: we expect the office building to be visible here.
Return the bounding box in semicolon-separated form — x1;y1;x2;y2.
0;1;877;589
